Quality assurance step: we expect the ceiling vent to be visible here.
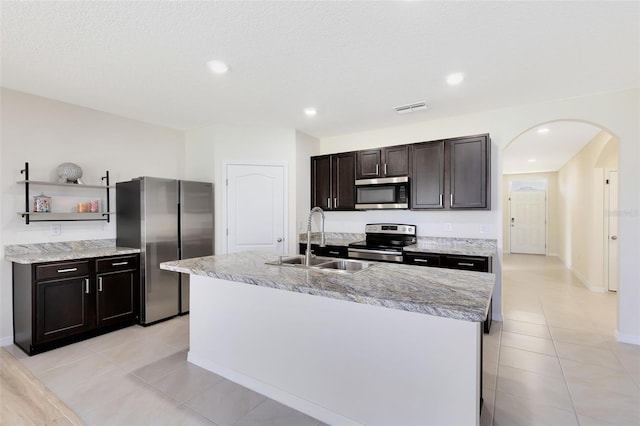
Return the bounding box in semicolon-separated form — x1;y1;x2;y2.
394;101;429;114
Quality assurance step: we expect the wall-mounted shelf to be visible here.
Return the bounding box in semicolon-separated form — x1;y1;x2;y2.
18;162;113;225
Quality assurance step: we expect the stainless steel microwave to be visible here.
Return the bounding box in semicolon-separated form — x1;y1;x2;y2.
355;176;409;209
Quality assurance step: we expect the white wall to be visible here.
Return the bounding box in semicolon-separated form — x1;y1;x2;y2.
558;132;619;292
502;172;559;255
0;88;185;342
185;124;301;255
320;88;640;344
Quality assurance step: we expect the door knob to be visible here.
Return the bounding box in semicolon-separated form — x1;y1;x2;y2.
277;237;283;242
611;235;618;240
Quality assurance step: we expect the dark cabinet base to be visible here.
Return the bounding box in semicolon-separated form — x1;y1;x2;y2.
12;254;139;356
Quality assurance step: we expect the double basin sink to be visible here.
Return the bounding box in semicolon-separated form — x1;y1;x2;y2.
266;255;375;274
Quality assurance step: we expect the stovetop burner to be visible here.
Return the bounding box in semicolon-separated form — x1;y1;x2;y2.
347;223;417;262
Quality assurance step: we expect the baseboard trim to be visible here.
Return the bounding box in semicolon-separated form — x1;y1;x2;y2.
546;252;558;257
0;335;14;347
616;331;640;346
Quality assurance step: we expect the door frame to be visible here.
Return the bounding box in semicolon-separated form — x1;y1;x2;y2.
507;179;548;255
222;161;289;255
603;168;618;292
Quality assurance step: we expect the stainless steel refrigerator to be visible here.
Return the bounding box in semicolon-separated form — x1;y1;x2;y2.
116;177;214;324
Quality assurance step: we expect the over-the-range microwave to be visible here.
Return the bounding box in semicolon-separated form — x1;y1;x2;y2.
355;176;409;209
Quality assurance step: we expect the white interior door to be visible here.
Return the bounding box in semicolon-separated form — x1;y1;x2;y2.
510;190;546;254
607;171;619;292
226;164;286;254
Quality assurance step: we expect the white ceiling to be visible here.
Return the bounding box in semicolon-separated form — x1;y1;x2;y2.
1;1;638;139
502;122;604;174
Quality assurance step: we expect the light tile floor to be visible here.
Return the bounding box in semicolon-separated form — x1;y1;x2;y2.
481;254;640;426
4;253;640;425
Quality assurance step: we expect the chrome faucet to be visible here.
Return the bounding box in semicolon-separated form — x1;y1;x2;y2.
305;206;326;266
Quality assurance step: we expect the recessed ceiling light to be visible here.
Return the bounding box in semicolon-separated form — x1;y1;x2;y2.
304;108;317;117
207;60;229;74
446;72;464;85
537;127;550;134
528;158;537;163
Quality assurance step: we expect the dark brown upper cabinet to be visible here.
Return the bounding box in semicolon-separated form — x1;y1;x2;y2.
411;134;490;210
411;141;445;209
311;152;356;210
447;134;490;209
356;145;409;180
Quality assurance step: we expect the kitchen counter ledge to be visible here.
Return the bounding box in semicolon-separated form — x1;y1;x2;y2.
161;251;494;323
5;239;140;264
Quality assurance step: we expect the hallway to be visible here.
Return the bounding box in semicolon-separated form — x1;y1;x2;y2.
482;254;639;425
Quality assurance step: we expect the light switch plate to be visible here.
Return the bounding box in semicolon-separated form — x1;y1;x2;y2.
50;224;61;236
444;223;452;231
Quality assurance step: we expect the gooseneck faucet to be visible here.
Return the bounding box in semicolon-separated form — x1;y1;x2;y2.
305;207;326;266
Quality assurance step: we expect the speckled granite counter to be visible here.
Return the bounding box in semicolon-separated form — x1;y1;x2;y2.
161;251;494;322
5;239;140;264
404;237;497;257
298;232;364;246
299;233;497;257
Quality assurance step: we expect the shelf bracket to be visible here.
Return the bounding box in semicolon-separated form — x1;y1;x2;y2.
102;171;110;223
21;162;30;224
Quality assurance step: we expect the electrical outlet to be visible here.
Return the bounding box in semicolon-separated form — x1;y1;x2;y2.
444;223;452;232
480;224;490;234
50;224;61;236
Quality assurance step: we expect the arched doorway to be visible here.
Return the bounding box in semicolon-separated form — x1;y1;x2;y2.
502;119;620;318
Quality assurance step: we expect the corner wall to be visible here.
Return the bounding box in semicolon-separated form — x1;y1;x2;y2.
0;88;185;343
558;132;619;292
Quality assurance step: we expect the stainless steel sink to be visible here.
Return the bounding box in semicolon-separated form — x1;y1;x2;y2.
314;259;375;272
266;255;375;274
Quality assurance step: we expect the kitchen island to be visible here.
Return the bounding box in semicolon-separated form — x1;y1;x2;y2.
161;252;494;425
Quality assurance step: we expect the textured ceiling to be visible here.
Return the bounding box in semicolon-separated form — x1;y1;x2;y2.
1;1;638;139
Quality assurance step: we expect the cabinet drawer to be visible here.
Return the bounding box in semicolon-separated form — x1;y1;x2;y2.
36;261;90;281
96;255;137;274
403;252;441;267
441;255;489;272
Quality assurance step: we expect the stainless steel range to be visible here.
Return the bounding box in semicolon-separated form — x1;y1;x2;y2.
348;223;416;263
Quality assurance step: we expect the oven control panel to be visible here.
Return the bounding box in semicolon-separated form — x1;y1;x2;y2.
365;223;416;235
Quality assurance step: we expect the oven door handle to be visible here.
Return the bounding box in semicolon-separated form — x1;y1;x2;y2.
348;248;403;256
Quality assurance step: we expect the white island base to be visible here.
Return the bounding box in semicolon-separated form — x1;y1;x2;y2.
188;275;481;426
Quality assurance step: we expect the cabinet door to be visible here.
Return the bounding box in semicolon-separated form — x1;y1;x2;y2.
332;152;356;210
356;149;381;179
440;255;490;272
448;135;490;209
96;271;137;328
411;141;445;209
36;277;93;343
383;145;409;177
311;155;332;210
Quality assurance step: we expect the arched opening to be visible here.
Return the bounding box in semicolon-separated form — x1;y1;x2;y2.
502;119;620;327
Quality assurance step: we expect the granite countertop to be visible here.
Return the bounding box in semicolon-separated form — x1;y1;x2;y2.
161;252;494;323
5;239;140;264
299;233;497;257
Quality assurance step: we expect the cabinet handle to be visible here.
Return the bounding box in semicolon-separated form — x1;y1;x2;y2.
384;164;387;175
375;164;379;175
414;259;430;263
439;194;443;207
98;277;103;292
84;278;90;294
334;197;337;208
327;198;331;209
57;268;77;273
458;262;475;267
328;251;340;255
450;193;454;206
111;261;128;266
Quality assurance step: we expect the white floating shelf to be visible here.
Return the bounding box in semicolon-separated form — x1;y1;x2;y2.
17;180;114;189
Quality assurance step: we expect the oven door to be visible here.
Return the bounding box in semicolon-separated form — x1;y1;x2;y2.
348;247;404;263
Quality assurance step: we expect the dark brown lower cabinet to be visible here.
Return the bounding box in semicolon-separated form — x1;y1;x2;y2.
299;243;348;258
13;254;139;355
